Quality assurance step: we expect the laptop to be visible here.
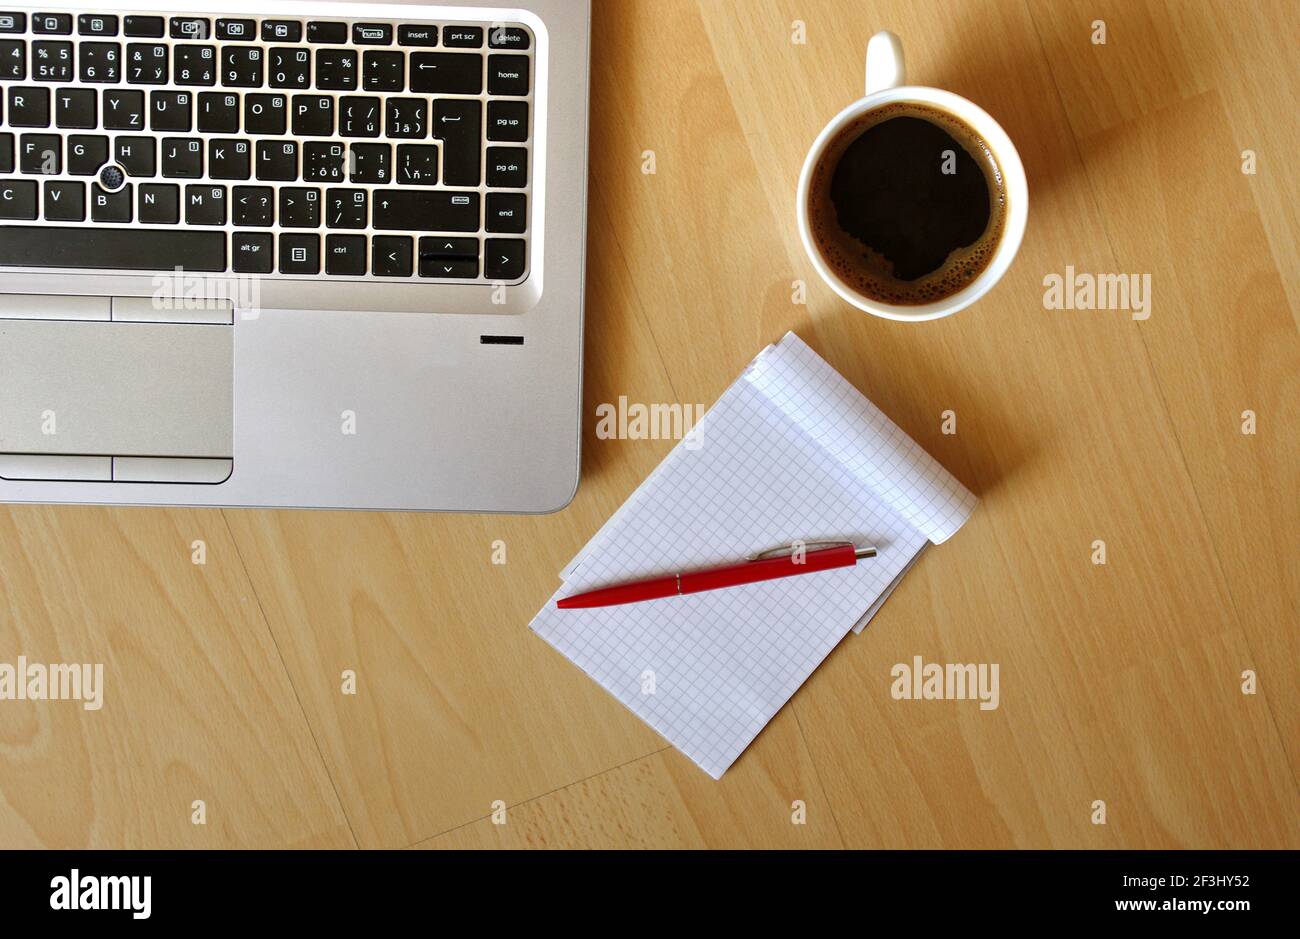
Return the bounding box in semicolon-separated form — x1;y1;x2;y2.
0;0;590;512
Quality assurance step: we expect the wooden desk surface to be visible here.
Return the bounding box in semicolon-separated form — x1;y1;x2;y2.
1;0;1295;849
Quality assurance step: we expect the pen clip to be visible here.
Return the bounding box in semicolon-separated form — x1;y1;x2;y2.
745;541;877;561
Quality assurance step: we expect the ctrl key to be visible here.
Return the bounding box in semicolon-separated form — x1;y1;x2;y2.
232;232;273;274
278;233;320;274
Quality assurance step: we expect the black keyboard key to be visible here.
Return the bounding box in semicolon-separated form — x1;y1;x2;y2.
66;134;107;174
292;94;334;136
486;191;526;233
162;136;203;177
208;138;251;179
353;23;392;45
303;141;345;181
362;50;404;91
245;94;287;134
269;46;310;88
486;146;527;187
396;143;438;184
139;183;179;223
255;139;298;181
349;142;390;183
0;38;23;79
71;17;114;42
32;41;73;81
315;49;357;89
102;89;145;129
279;233;319;274
485;238;526;280
338;96;381;137
307;21;347;44
169;17;210;40
488;54;529;96
398;25;438;47
420;236;477;258
174;44;216;85
184;183;225;225
198;91;240;133
114;135;154;176
79;41;120;82
216;19;256;41
0;13;26;33
374;190;479;232
419;252;477;278
126;42;168;83
232;185;273;226
55;88;97;128
488;26;530;50
278;187;319;227
325;187;367;228
43;179;85;220
0;179;37;218
385;97;427;137
33;13;72;35
0;132;12;172
150;90;191;131
19;133;60;174
0;224;225;270
262;20;302;43
222;45;264;87
91;182;132;222
411;52;481;94
124;16;164;38
487;100;528;141
442;26;483;48
125;41;167;82
326;234;367;274
77;13;118;36
232;231;273;273
8;87;50;127
373;235;413;276
432;98;481;186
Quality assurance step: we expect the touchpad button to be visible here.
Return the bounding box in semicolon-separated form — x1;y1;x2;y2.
0;319;232;459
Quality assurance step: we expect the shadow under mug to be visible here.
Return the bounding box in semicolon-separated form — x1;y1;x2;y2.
796;32;1029;322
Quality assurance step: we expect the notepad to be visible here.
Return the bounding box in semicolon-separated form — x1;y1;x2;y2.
530;332;976;778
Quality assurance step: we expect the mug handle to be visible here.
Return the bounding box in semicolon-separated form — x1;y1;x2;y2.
865;31;905;94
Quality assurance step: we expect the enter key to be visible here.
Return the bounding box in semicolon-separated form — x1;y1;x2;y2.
432;98;482;186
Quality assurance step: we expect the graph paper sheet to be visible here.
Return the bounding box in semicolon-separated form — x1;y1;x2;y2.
530;332;977;779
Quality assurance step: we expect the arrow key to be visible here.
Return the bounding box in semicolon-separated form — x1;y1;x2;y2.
418;236;478;278
419;256;478;279
419;236;477;259
485;238;526;281
373;235;413;277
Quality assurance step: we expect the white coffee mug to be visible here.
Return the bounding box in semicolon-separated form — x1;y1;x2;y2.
796;32;1028;322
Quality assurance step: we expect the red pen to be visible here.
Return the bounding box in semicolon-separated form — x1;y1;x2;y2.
556;541;877;609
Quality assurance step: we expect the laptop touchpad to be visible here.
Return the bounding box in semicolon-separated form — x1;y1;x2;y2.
0;318;232;460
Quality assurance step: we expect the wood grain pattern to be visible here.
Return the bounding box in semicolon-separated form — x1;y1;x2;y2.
0;0;1294;849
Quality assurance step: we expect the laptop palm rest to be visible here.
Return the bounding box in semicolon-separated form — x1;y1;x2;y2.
0;319;232;483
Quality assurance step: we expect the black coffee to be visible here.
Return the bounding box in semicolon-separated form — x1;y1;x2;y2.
809;102;1006;305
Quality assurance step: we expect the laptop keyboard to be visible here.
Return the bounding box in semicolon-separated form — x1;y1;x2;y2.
0;9;533;282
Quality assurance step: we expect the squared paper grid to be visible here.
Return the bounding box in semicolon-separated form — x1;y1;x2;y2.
530;333;976;778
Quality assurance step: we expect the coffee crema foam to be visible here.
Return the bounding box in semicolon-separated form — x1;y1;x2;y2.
809;102;1008;306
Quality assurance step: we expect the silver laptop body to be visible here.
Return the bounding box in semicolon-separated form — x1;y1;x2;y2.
0;0;589;512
